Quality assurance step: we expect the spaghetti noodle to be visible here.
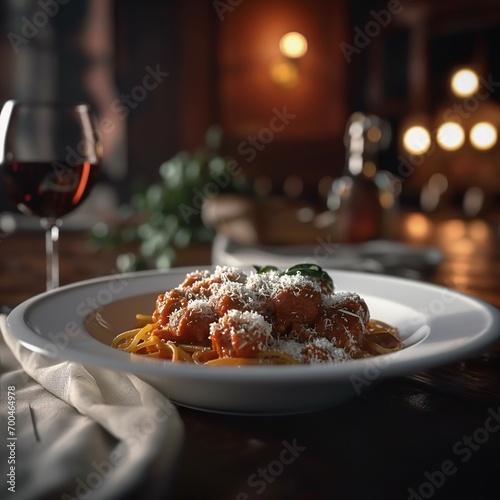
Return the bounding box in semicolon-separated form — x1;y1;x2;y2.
111;264;403;365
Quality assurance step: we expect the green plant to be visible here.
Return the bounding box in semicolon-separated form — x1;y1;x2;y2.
91;126;251;271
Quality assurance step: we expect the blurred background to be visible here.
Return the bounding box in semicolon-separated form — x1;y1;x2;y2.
1;0;500;270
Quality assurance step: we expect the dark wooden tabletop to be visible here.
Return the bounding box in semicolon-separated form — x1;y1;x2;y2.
1;211;499;500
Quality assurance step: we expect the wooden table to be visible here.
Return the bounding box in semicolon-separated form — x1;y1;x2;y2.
1;211;499;499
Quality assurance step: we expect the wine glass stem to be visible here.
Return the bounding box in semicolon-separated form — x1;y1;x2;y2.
41;218;62;290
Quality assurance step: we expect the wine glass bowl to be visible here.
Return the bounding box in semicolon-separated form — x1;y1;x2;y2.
0;101;102;290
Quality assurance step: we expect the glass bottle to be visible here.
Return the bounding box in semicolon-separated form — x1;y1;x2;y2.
327;112;399;243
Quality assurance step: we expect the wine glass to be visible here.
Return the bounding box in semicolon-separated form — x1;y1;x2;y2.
0;100;102;290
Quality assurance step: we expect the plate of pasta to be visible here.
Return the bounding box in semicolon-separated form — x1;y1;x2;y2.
6;265;500;414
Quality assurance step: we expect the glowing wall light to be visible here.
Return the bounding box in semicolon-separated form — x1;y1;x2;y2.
402;126;431;154
450;68;479;97
279;32;308;59
272;32;307;88
436;122;465;151
470;122;497;150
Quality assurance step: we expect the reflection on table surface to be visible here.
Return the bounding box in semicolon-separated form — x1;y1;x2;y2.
1;210;499;499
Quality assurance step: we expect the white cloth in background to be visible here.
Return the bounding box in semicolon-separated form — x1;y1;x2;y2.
0;315;184;500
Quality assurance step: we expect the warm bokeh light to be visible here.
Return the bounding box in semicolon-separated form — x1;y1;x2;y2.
470;122;497;150
362;161;377;178
270;59;299;88
441;219;466;239
436;122;465;151
367;126;382;143
404;213;432;240
279;32;308;58
469;219;490;241
450;68;479;97
379;191;395;210
402;126;431;154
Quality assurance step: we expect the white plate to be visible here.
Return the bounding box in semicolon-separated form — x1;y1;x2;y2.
6;267;500;415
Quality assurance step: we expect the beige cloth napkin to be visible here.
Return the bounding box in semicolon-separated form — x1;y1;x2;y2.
0;315;184;500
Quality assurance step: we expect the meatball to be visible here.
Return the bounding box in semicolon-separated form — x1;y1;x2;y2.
180;270;210;288
271;275;322;328
210;310;271;358
158;299;217;346
153;288;188;326
316;292;369;347
185;266;247;300
208;281;259;316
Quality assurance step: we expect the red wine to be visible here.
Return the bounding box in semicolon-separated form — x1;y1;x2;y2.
1;161;100;218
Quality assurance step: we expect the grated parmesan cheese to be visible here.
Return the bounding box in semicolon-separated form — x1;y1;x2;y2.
275;272;321;296
208;280;261;310
308;337;353;363
322;291;362;307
